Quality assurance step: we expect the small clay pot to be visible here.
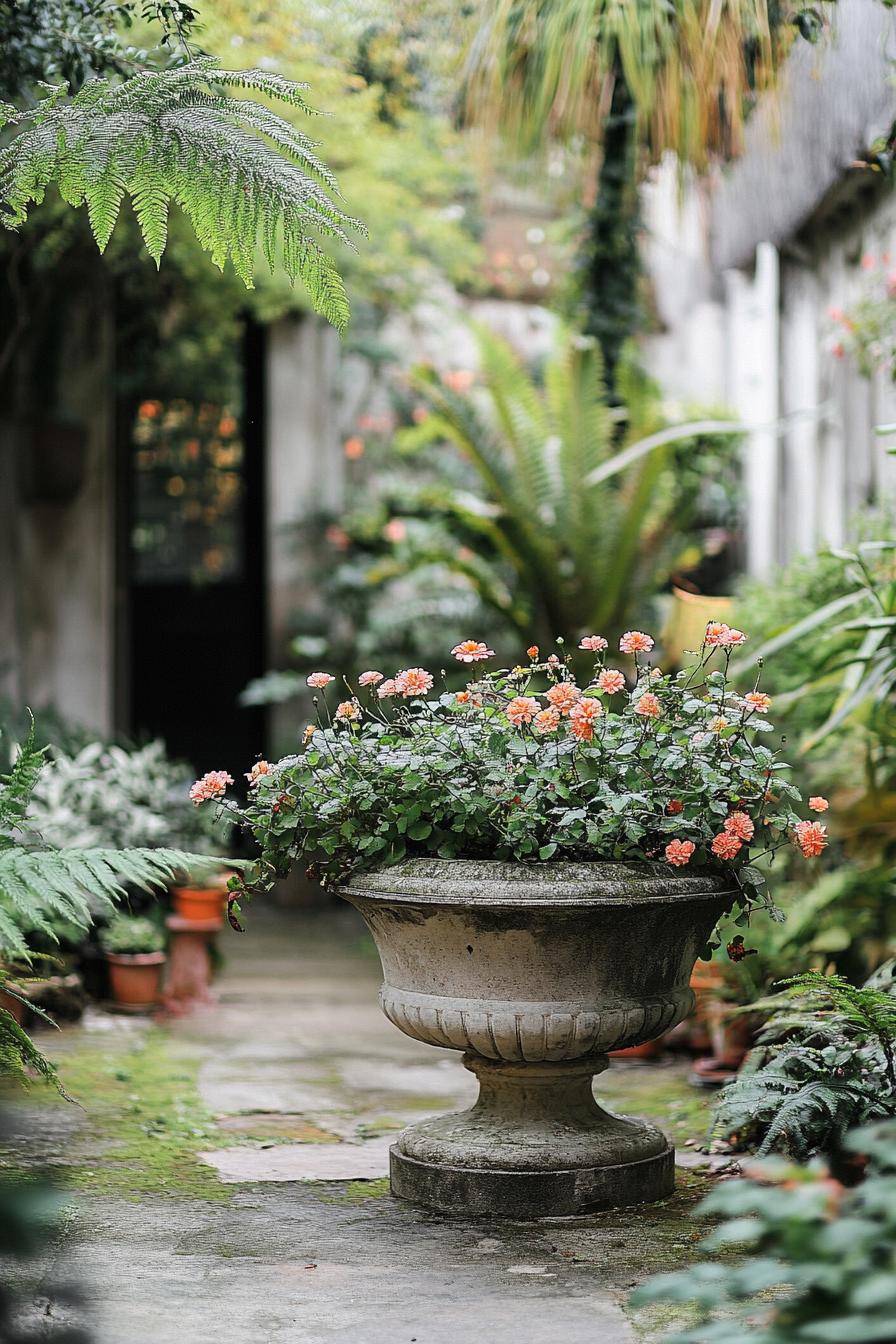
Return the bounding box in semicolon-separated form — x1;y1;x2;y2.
171;885;228;922
609;1039;662;1060
106;952;166;1010
0;987;27;1026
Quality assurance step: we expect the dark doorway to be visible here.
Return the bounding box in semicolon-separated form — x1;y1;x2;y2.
120;321;267;775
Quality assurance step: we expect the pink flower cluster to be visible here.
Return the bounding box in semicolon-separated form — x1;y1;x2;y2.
190;770;234;805
703;622;747;648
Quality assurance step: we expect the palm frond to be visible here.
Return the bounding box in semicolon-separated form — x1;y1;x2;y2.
464;0;791;169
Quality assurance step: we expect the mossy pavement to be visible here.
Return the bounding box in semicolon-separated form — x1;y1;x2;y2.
1;901;728;1343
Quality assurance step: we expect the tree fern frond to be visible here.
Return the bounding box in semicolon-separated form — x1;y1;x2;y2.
0;846;241;963
0;60;361;330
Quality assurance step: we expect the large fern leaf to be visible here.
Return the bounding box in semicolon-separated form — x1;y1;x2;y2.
0;58;362;330
0;846;236;962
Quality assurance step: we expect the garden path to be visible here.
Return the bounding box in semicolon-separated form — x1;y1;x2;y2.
2;901;721;1343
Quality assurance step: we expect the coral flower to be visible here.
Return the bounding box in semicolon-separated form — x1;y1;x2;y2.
722;628;747;646
303;725;315;743
190;770;234;805
619;631;654;654
808;796;829;813
335;700;361;722
724;812;754;842
666;799;684;815
545;682;581;715
744;691;771;712
703;622;731;646
570;698;602;741
579;635;608;652
443;369;475;393
307;672;334;689
377;679;399;699
506;696;539;726
634;692;661;718
597;669;625;695
358;671;383;687
665;839;695;867
711;832;742;860
709;716;729;733
533;708;561;735
395;667;434;696
527;645;539;660
245;760;272;786
451;640;495;663
794;820;828;857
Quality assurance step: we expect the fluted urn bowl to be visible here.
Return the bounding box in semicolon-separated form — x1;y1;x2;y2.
341;858;735;1218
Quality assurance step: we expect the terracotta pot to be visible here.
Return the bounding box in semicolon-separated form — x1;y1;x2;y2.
106;952;166;1009
341;858;735;1217
0;987;27;1025
171;885;227;922
609;1039;662;1060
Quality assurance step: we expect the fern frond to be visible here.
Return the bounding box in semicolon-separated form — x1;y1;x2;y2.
0;846;237;963
0;721;45;836
0;60;362;330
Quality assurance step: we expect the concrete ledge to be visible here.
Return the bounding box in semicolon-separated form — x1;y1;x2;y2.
390;1142;675;1219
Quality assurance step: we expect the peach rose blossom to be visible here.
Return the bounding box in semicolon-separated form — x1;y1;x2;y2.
724;812;754;842
579;635;608;652
190;770;234;805
451;640;495;663
533;708;561;734
665;839;695;867
703;622;731;647
307;672;334;689
808;796;829;813
722;628;747;646
335;700;360;722
382;518;407;544
619;631;654;654
596;669;626;695
245;760;272;786
303;725;315;743
545;682;581;715
744;692;771;712
343;436;365;460
634;692;661;718
358;671;383;686
709;716;729;733
794;820;828;857
711;832;742;860
570;698;602;741
527;645;539;660
377;679;399;699
506;696;539;726
395;667;434;696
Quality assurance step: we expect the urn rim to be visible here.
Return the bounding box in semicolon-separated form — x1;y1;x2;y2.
342;857;738;908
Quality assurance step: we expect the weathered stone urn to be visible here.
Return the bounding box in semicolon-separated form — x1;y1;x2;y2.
341;859;735;1218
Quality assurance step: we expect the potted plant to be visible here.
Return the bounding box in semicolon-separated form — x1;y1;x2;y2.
195;626;828;1217
100;915;166;1010
27;738;234;941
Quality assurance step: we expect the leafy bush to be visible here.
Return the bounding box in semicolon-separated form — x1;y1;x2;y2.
99;914;164;956
26;739;231;856
390;328;740;648
200;626;827;934
1;723;237;1090
632;1119;896;1344
712;968;896;1161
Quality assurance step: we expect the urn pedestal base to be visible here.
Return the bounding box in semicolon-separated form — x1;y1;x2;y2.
390;1052;674;1218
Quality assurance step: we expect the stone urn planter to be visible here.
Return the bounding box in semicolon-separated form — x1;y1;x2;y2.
342;858;735;1218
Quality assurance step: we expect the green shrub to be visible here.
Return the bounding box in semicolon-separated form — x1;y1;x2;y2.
99;914;165;956
632;1119;896;1343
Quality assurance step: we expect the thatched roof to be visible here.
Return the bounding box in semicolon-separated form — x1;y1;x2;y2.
711;0;896;269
